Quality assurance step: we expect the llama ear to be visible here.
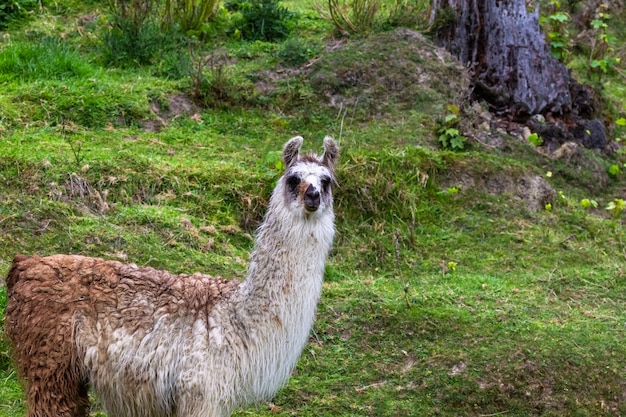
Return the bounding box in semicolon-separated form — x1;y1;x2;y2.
321;136;339;170
282;136;303;168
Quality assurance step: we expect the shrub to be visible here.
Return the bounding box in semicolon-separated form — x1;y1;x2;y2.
164;0;221;33
100;0;219;66
226;0;295;42
100;17;186;67
315;0;383;36
386;0;430;30
101;0;169;66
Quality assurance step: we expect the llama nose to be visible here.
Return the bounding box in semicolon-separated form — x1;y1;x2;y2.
304;184;320;211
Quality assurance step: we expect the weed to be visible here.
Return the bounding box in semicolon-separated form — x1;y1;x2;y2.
608;164;621;176
196;5;233;40
61;121;87;167
540;0;571;62
437;104;467;150
527;132;543;146
580;198;598;209
606;198;625;222
153;46;194;80
588;8;620;81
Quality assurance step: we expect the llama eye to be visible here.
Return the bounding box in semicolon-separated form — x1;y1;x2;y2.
321;177;331;192
286;175;300;191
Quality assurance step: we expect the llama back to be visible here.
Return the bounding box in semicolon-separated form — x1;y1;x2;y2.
6;254;239;331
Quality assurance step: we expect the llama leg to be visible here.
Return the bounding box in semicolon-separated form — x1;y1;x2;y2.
12;329;89;417
25;371;89;417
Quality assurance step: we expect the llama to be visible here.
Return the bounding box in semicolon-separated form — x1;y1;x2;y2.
5;135;339;417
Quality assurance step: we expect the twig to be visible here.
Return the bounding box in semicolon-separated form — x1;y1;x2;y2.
355;381;386;392
338;104;348;143
394;233;411;308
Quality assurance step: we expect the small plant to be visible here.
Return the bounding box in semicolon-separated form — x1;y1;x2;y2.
580;198;598;209
588;9;620;80
540;0;571;62
606;198;626;227
440;260;458;276
61;120;87;167
608;164;621;176
437;104;467;150
528;132;543;147
615;117;626;143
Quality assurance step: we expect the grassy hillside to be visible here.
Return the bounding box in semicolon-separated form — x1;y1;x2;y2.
1;1;626;416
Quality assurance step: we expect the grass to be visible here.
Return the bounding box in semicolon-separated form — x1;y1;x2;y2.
1;1;626;416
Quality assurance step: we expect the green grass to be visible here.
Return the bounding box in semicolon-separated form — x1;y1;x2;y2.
1;2;626;417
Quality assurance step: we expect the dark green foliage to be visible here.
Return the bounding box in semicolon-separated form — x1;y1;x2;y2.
277;37;320;67
100;17;185;67
153;47;194;80
226;0;295;42
0;0;38;29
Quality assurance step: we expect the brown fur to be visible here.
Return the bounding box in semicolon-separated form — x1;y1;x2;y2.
5;254;239;417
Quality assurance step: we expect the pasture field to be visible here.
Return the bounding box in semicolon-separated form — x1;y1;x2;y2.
1;1;626;416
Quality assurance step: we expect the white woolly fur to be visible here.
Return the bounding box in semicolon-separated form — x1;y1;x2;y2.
75;136;338;417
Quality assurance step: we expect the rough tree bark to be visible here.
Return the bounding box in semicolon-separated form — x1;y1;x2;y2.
431;0;607;150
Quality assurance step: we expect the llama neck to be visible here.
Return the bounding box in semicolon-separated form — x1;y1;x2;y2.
242;201;335;302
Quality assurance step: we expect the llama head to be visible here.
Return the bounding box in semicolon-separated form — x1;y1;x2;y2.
279;136;339;216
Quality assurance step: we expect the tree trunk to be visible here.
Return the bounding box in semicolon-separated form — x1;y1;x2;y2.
432;0;606;149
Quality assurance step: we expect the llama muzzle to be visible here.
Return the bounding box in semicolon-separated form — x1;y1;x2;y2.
303;184;320;212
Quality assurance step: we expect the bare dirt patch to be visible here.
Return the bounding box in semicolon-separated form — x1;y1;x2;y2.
143;94;201;132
